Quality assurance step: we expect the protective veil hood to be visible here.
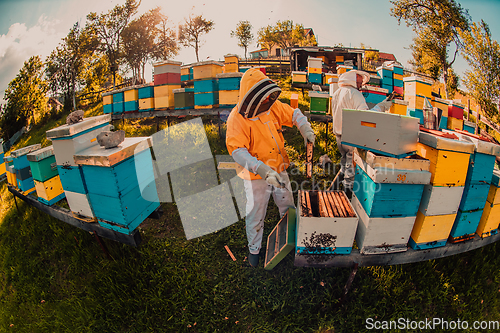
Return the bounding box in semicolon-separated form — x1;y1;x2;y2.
237;68;281;118
338;70;370;89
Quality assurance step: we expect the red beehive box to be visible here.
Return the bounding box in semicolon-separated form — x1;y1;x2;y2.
448;101;465;120
154;73;181;85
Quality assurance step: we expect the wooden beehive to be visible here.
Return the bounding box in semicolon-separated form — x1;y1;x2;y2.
403;76;433;98
34;175;65;206
447;116;463;131
341;109;419;158
102;92;113;114
477;170;500;238
448;100;465;119
419;185;464;216
309;91;329;114
416;131;474;187
173;88;195;110
409;210;457;250
154;84;181;109
216;72;242;91
296;190;358;255
292;71;307;84
389;99;409;116
360;86;388;104
153;60;182;75
264;208;296;270
353;150;430;218
192;61;223;80
432;97;449;117
74;137;160;234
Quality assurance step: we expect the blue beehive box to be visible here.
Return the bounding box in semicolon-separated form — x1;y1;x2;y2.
74;137;160;234
194;79;218;93
194;92;219;106
113;102;124;114
393;79;404;88
11;144;41;170
217;73;242;91
124;101;139;112
408;108;424;124
58;165;87;194
381;83;393;93
138;86;154;99
113;92;124;103
308;73;322;84
439;116;448;129
103;104;113;114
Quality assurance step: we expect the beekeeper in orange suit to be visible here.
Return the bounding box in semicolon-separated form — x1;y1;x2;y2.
331;70;392;198
226;68;315;267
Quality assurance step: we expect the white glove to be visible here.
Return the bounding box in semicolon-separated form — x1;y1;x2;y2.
299;122;316;147
256;164;285;188
375;99;393;113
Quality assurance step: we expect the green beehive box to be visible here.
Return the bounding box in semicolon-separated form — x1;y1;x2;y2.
309;91;329;115
174;88;195;109
27;146;58;182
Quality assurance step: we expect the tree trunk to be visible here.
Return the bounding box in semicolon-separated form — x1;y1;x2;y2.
195;40;199;62
442;66;449;100
244;46;247;60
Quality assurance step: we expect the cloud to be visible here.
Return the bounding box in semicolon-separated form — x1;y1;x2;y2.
0;15;65;103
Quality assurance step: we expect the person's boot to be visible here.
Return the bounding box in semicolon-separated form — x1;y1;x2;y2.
248;253;259;267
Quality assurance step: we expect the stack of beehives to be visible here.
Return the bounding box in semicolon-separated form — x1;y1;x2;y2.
307;57;323;84
447;100;465;131
181;65;193;82
153;60;182;110
4;156;15;187
224;54;239;73
377;64;393;94
217;72;243;108
478;170;500;238
0;141;5;179
137;84;155;112
403;75;434;124
27;146;65;206
192;61;224;109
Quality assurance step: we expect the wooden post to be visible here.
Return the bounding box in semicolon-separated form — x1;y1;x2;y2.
94;232;112;260
339;262;359;306
13;193;20;214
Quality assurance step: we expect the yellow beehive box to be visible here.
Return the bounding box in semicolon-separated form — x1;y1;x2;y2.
292;71;307;83
219;90;239;105
308;67;322;74
476;202;500;238
139;98;155;110
324;73;338;85
411;210;457;244
416;132;474;187
192;61;224;80
337;65;352;75
0;162;5;176
405;94;427;110
181;66;191;76
389;99;409;116
154;96;175;109
393;73;404;81
336;55;344;62
224;63;239;73
124;88;138;102
404;76;433;98
154;84;181;98
447;117;463;131
103;95;113;105
7;170;16;187
34;175;64;202
487;186;500;206
224;54;239;64
433;97;449;117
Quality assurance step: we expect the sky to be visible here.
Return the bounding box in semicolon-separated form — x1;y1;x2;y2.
0;0;499;104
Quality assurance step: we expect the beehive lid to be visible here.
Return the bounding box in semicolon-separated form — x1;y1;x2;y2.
292;71;307;75
191;60;224;67
449;100;466;108
181;65;192;70
443;130;500;156
216;72;243;79
361;86;389;94
376;64;393;71
403;75;433;85
46;114;111;140
418;131;474;154
153;60;182;67
308;91;329;98
102;91;114;97
224;54;239;58
355;148;430;171
337;65;353;69
74;137;151;167
11;144;41;158
27;145;54;162
4;155;13;163
434;97;448;104
393;99;409;106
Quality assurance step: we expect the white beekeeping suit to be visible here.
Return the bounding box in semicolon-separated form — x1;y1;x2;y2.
331;70;391;196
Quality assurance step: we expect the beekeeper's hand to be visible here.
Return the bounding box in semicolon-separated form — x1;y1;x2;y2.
256;164;285;188
374;99;392;113
299;122;316;147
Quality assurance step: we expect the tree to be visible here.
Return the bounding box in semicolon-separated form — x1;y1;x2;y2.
391;0;470;99
257;20;316;56
46;22;98;111
0;56;48;140
231;21;253;60
87;0;139;89
178;15;214;62
153;11;179;61
459;20;500;119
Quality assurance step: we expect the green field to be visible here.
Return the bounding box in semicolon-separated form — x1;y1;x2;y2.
1;90;500;332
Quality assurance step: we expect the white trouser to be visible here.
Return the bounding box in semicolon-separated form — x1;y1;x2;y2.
335;134;354;191
243;170;295;254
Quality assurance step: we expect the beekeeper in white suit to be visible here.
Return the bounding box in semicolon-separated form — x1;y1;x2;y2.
331;70;392;198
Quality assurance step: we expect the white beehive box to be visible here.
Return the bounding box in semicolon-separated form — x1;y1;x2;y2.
46;114;112;166
352;194;416;254
64;190;94;218
296;190;358;255
419;185;465;216
341;109;419;157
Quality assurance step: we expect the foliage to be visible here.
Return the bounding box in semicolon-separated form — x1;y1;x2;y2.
87;0;139;88
0;56;48;141
230;20;253;60
257;20;317;54
78;54;112;106
459;20;500;120
122;7;178;82
178;14;215;62
391;0;470;99
45;22;99;111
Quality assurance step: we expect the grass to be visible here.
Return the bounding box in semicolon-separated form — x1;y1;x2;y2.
1;95;500;332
